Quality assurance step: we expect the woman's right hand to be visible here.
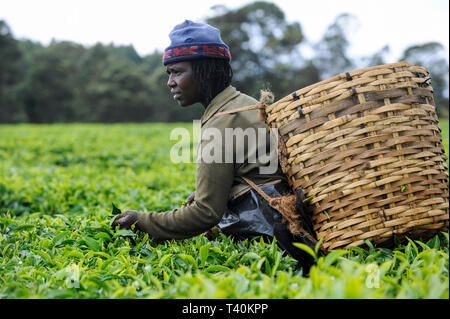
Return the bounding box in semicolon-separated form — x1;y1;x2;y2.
111;210;139;230
182;191;195;206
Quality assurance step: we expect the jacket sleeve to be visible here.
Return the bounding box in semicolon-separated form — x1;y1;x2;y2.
135;126;235;240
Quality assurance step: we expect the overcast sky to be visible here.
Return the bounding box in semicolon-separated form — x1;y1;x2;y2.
1;0;449;63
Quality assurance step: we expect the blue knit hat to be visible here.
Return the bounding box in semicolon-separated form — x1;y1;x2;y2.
163;20;231;65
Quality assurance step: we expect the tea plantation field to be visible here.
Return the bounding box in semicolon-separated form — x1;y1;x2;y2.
0;121;448;299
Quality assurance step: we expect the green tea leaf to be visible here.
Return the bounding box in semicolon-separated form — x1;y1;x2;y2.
115;229;136;238
94;231;112;242
323;249;348;268
111;203;122;215
416;241;430;251
204;265;231;273
15;224;35;231
52;230;70;246
293;242;316;260
93;251;111;259
315;237;325;256
199;244;209;267
159;253;172;266
163;270;170;283
31;249;52;264
255;256;266;272
65;249;85;260
82;237;101;252
2;244;12;257
364;240;375;253
264;258;271;274
150;275;162;290
241;252;260;264
426;236;440;249
178;253;197;269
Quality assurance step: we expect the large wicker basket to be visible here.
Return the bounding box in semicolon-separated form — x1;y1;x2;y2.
264;61;449;250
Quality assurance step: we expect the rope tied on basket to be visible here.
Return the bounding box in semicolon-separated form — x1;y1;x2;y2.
214;89;274;121
256;90;274;122
241;176;319;247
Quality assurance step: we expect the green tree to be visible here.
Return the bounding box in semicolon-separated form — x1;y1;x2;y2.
400;42;449;118
142;49;166;74
17;41;84;123
74;43;111;121
0;20;26;122
205;1;316;99
106;44;142;64
362;45;391;67
79;55;154;122
312;13;357;79
5;3;445;123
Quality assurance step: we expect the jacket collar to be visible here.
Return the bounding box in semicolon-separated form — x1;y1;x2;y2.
200;86;240;126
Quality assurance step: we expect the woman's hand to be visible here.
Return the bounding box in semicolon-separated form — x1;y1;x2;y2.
111;210;139;230
182;191;195;206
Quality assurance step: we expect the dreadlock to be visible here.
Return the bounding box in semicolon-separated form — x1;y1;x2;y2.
190;58;233;106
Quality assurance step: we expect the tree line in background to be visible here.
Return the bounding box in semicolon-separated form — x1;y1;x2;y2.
1;1;448;123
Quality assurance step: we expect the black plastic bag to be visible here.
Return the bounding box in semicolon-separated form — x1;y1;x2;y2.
218;181;317;274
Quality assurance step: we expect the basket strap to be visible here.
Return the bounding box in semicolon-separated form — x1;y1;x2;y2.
213;90;274;121
241;176;320;247
241;176;274;203
213;103;261;117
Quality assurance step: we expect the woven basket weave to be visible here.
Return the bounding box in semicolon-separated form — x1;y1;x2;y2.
264;61;449;250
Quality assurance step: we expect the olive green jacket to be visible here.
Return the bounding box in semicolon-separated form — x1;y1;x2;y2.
137;86;286;240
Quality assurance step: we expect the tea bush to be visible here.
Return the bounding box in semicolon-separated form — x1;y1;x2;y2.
0;122;448;298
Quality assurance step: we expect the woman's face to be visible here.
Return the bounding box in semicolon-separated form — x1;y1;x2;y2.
166;61;201;107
